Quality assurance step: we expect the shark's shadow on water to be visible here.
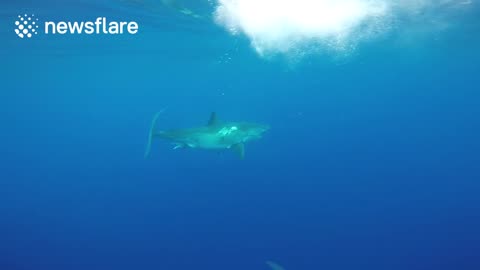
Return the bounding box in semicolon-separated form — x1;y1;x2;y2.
144;111;269;159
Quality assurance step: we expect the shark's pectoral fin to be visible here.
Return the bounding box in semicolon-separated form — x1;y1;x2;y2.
233;143;245;159
266;261;285;270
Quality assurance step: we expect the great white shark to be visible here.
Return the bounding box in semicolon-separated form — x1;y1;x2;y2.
144;111;269;159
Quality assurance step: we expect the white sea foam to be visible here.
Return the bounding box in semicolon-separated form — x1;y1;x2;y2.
213;0;473;58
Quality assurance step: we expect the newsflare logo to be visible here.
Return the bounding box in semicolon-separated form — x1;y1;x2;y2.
15;14;39;38
14;14;139;39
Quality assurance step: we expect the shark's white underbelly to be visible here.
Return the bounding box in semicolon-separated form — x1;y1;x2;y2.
194;136;231;149
190;135;232;149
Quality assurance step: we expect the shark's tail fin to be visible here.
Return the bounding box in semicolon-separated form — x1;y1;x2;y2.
144;109;166;158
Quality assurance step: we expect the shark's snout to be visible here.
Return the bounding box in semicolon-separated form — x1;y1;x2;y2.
255;124;270;134
261;124;270;133
245;124;269;140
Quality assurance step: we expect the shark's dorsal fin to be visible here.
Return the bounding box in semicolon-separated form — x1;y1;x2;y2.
207;112;218;126
233;143;245;159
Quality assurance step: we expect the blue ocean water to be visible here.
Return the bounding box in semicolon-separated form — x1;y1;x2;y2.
1;1;480;270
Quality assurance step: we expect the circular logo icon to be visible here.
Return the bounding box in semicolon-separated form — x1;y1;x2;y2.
15;14;39;38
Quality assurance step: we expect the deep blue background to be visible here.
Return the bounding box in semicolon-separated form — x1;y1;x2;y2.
1;1;480;269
